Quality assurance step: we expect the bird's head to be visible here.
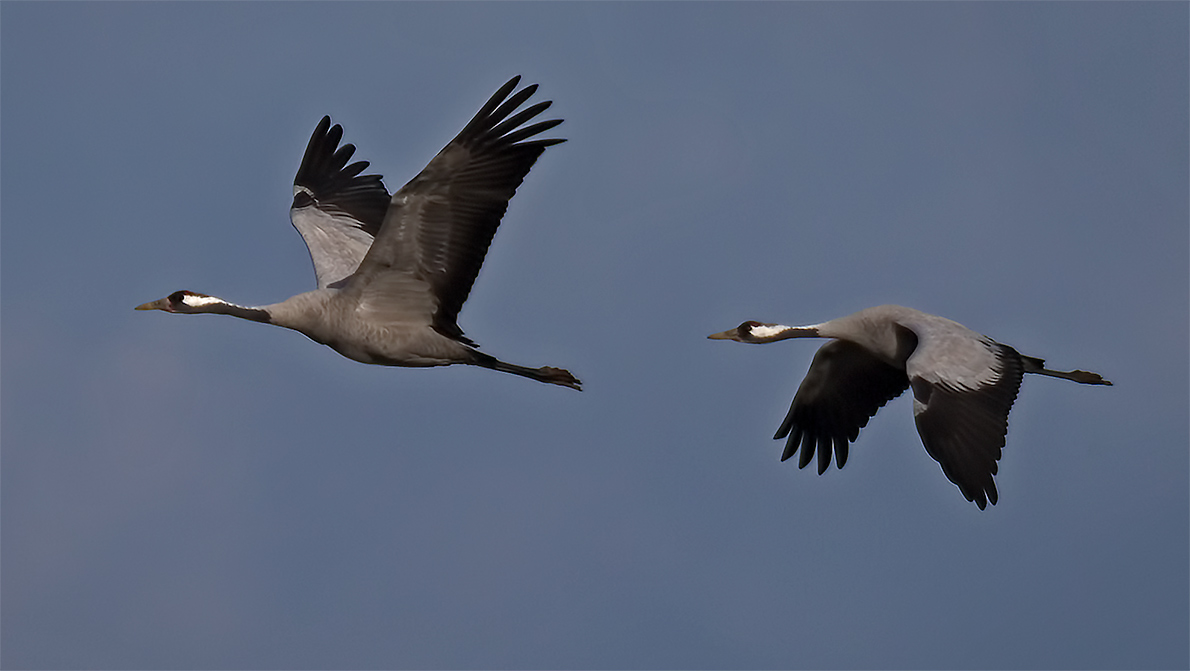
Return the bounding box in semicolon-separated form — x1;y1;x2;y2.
708;320;779;343
135;290;223;314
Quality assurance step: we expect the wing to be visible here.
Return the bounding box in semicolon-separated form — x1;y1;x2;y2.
350;76;565;342
290;116;391;289
908;339;1025;509
775;340;910;475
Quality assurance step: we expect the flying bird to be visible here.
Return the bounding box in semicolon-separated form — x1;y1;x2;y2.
708;304;1110;508
137;77;580;390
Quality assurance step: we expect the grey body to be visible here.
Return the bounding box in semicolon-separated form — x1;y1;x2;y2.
709;304;1110;508
265;289;467;367
137;77;580;390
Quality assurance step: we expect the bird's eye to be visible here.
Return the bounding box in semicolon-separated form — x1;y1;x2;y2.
168;291;187;304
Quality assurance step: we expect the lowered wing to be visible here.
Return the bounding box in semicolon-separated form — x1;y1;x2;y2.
775;339;910;474
907;335;1025;510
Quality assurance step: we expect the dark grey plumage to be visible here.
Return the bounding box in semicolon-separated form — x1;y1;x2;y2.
710;305;1110;509
774;339;909;474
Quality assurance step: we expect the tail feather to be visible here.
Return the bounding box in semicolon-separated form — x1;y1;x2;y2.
1021;355;1112;385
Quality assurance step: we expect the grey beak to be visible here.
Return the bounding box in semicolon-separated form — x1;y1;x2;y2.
135;298;169;311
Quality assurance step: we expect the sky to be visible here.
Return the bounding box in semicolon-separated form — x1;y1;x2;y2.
2;3;1187;670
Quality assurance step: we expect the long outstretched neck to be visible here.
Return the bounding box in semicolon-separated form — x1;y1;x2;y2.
135;291;272;324
470;351;583;390
1021;355;1112;385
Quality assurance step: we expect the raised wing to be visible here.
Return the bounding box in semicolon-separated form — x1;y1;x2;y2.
350;76;564;342
775;339;910;474
290;116;391;289
908;339;1025;509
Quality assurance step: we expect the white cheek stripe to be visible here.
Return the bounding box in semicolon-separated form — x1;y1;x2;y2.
750;324;790;339
182;295;225;308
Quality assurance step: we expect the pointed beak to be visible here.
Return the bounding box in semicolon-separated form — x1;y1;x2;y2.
707;328;741;341
135;297;169;311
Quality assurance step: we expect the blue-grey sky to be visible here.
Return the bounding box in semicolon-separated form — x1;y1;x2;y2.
2;3;1187;669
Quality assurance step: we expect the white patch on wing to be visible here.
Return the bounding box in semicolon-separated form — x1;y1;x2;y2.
182;294;225;308
750;324;790;339
294;185;314;198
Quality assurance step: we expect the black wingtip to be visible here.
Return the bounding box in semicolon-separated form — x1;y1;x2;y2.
835;438;849;470
779;427;801;461
817;436;831;475
797;433;815;470
291;115;389;234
